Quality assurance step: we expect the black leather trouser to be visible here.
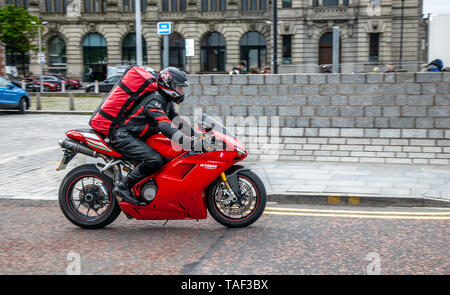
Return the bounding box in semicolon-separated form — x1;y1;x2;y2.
110;128;164;186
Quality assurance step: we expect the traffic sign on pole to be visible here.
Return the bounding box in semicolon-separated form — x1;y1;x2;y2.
157;22;173;35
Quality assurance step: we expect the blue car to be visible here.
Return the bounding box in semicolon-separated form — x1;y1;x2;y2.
0;76;31;114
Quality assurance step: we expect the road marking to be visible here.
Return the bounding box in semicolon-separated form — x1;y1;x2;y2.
263;211;450;220
264;206;450;220
265;206;450;216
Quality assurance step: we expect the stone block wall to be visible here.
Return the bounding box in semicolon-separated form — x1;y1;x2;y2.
182;72;450;164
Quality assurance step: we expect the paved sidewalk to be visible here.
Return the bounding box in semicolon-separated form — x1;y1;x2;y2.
244;161;450;205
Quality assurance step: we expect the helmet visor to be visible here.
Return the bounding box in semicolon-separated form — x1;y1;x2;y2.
175;82;190;98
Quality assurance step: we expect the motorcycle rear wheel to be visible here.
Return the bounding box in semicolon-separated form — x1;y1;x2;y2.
59;164;121;229
206;169;267;228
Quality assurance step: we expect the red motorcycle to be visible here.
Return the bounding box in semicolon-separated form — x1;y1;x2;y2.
57;114;267;229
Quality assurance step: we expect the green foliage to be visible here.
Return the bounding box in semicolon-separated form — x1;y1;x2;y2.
0;4;41;55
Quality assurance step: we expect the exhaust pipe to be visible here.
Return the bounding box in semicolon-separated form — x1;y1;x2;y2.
58;138;98;158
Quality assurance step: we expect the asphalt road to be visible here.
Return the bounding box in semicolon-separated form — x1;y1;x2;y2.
0;199;448;275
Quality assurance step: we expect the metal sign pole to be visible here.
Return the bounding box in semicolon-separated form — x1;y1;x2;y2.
273;0;278;74
135;0;143;67
332;26;340;73
157;22;172;69
38;26;43;93
163;35;169;69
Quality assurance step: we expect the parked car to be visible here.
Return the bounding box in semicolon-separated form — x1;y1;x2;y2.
6;74;23;88
0;76;31;114
24;77;60;92
85;75;120;93
40;76;63;90
48;74;82;89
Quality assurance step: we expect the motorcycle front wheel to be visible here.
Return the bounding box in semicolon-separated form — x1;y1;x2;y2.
59;164;121;229
206;169;267;228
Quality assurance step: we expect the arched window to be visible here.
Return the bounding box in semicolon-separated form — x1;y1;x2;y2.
240;32;266;70
200;32;226;72
49;36;66;69
319;32;340;67
160;32;185;69
122;33;147;64
83;33;107;81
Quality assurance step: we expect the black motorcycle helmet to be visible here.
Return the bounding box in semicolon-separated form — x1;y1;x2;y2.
157;67;190;104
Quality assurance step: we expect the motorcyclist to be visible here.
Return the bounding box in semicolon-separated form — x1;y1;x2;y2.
110;67;200;206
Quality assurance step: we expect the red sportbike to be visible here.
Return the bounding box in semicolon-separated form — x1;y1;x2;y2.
57;114;267;229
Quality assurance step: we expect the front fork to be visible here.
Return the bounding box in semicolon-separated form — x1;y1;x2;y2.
220;172;238;203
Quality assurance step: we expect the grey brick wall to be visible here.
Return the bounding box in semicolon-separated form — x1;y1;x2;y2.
185;72;450;164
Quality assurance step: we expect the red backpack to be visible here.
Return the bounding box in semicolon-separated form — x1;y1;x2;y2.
89;65;158;136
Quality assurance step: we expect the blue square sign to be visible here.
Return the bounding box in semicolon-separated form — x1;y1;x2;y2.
157;22;173;35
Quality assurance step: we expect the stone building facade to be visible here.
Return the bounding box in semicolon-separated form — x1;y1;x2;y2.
1;0;426;81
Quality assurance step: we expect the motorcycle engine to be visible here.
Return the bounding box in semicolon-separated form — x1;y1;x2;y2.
141;181;158;203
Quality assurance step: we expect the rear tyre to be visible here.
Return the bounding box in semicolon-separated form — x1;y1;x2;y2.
59;164;121;229
206;169;267;228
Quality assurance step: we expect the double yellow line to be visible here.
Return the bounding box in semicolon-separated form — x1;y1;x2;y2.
264;207;450;220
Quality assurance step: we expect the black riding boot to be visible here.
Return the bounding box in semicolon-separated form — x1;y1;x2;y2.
113;175;147;206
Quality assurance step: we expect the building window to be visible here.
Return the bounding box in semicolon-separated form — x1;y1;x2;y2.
240;32;266;70
123;0;147;12
343;0;349;6
369;33;380;63
45;0;68;12
122;33;147;64
5;45;29;75
318;31;341;68
282;35;292;64
49;36;66;68
83;0;106;12
202;0;226;11
6;0;28;9
323;0;339;6
201;32;226;72
241;0;265;11
313;0;318;7
319;32;333;65
83;33;107;81
162;0;186;11
282;0;291;8
160;32;185;69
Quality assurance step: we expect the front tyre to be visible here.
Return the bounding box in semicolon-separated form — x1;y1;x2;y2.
206;169;267;228
18;97;27;114
59;164;121;229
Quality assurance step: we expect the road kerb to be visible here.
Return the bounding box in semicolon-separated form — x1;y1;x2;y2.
268;192;450;208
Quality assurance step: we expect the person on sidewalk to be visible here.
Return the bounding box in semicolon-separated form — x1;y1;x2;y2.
229;61;247;75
